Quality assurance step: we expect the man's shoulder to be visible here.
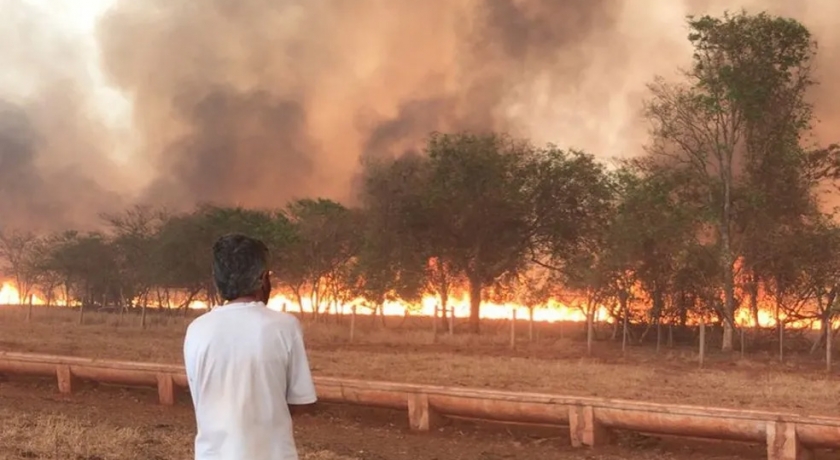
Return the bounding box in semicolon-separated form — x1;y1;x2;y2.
185;307;218;332
185;304;302;338
261;309;303;334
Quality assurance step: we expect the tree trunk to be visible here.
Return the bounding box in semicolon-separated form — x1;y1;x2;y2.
309;289;319;322
432;304;438;340
439;289;449;329
811;289;837;355
776;299;784;363
509;308;516;350
748;273;760;327
379;301;386;327
699;317;706;368
467;275;482;334
349;305;356;343
586;304;594;356
720;225;736;352
811;306;828;355
293;290;305;319
528;307;534;342
620;292;628;355
827;315;833;373
778;321;785;363
26;294;33;322
656;322;662;354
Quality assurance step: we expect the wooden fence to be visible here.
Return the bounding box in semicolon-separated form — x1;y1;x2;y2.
0;351;836;460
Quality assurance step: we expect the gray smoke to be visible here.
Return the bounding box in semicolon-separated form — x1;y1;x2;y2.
0;0;123;231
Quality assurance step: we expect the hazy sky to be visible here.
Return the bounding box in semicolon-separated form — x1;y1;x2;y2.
2;0;840;230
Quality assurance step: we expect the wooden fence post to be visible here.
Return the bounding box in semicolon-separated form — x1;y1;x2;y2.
56;365;75;394
157;374;175;405
766;421;812;460
568;405;609;448
407;393;439;431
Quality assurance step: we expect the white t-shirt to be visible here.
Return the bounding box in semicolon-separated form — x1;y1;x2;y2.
183;301;317;460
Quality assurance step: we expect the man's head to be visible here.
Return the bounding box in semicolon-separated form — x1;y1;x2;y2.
212;234;271;303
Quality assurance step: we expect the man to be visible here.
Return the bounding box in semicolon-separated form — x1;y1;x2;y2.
184;234;317;460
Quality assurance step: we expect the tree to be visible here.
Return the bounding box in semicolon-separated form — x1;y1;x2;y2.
29;237;63;307
610;164;701;347
645;11;817;351
0;229;39;305
360;133;536;333
525;144;614;350
527;146;614;271
360;152;440;321
276;198;360;319
40;232;119;324
152;212;216;309
425;133;538;333
102;205;168;326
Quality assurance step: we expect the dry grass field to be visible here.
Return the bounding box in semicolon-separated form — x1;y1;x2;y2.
2;305;839;417
0;378;764;460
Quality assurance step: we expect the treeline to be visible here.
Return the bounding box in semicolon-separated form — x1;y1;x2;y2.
3;12;840;351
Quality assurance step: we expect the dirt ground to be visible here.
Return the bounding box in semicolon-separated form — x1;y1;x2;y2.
1;306;839;417
0;377;770;460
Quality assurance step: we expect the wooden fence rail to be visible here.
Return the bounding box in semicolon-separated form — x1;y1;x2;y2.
0;351;836;460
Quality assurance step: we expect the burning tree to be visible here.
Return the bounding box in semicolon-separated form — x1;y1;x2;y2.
0;229;39;305
644;11;823;351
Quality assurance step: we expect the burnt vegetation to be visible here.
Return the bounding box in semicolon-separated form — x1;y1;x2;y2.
3;12;840;359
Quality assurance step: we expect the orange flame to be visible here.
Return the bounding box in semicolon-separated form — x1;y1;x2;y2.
0;281;832;330
1;281;601;322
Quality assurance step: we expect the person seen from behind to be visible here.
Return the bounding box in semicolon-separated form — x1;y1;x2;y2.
184;234;317;460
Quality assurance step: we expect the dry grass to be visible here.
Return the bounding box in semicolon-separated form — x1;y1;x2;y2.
0;413;356;460
1;379;762;460
2;305;840;417
0;409;357;460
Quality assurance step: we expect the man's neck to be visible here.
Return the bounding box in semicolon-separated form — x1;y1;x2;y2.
225;295;262;305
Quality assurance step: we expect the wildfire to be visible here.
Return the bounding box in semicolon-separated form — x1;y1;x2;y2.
257;294;599;323
0;283;47;305
0;280;829;330
0;280;600;323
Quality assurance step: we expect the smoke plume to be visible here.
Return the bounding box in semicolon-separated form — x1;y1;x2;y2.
2;0;840;230
0;0;124;231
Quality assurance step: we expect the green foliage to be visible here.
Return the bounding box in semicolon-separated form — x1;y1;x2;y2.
644;10;827;349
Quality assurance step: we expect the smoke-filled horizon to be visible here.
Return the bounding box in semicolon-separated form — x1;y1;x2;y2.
2;0;840;231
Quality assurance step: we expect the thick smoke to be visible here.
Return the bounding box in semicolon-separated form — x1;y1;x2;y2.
3;0;840;230
96;0;624;207
0;0;123;231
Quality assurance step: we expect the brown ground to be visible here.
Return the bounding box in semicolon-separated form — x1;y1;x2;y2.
2;306;838;417
0;378;767;460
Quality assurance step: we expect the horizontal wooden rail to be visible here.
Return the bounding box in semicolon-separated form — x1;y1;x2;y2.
0;351;836;460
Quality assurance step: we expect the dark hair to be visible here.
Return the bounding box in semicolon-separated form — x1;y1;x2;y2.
212;234;269;301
